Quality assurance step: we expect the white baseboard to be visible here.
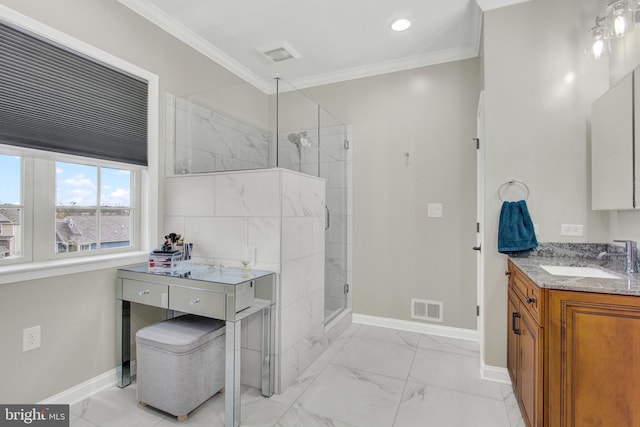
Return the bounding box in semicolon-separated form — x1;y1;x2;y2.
481;364;512;384
352;313;511;385
39;362;137;406
38;369;118;405
352;313;478;341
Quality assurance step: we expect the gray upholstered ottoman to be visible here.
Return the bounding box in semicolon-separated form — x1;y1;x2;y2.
135;314;226;421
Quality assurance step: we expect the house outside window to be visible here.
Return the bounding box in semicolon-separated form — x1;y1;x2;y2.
55;162;134;254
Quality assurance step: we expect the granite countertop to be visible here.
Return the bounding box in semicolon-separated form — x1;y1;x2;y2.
508;243;640;296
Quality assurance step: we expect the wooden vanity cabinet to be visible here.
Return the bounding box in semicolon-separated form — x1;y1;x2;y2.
508;260;640;427
507;261;545;427
548;289;640;427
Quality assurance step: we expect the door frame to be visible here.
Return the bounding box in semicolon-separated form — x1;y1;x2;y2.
476;91;486;365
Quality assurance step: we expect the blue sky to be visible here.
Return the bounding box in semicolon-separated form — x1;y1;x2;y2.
0;155;21;205
0;156;131;207
57;162;131;207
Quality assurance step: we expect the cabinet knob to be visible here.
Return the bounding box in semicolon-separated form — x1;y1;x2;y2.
139;289;150;296
505;271;511;276
526;297;535;304
190;298;201;305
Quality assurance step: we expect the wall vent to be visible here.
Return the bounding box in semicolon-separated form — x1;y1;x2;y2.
411;299;443;322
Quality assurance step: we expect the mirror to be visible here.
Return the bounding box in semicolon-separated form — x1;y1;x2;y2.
591;68;639;210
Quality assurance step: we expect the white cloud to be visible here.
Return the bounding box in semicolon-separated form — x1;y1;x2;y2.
101;188;130;206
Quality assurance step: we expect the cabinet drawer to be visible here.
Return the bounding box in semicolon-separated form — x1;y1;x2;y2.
170;286;226;319
509;262;544;325
122;279;169;308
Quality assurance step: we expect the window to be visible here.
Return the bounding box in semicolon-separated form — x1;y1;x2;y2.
0;147;141;265
0;154;22;260
0;12;158;280
55;162;134;254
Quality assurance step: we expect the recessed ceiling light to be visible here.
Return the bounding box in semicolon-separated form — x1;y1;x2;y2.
391;18;411;32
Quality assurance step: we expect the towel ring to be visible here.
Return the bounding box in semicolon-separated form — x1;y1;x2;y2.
498;179;529;202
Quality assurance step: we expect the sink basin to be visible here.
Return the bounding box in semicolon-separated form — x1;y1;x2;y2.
539;265;621;279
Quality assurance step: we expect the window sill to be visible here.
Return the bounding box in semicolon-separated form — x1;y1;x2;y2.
0;251;148;285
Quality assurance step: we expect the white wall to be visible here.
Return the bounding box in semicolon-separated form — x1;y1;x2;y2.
304;59;481;330
0;0;244;403
482;0;611;367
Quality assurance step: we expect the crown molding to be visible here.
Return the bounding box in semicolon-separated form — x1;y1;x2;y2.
476;0;531;12
119;0;482;93
118;0;271;93
285;45;479;91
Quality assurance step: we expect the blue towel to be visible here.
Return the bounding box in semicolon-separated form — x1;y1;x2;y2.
498;200;538;255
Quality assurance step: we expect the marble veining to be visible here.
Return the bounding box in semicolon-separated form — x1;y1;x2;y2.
70;323;520;427
509;242;640;296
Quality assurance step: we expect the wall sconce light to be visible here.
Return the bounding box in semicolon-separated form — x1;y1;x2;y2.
608;0;630;37
589;16;610;59
588;0;640;59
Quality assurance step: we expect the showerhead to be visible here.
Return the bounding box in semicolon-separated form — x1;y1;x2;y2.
287;132;301;146
287;131;311;147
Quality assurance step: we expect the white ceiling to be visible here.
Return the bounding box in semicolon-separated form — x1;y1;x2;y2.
119;0;529;93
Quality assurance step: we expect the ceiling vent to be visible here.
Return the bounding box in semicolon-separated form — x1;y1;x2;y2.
256;41;302;63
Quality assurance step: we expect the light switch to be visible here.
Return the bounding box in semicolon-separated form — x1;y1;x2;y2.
427;203;443;218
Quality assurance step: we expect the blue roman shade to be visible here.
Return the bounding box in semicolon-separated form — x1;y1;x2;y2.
0;20;148;166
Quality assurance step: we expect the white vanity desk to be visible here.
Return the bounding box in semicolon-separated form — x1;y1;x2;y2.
116;264;276;427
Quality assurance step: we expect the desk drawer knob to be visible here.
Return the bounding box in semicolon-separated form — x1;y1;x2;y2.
139;289;150;296
190;298;201;305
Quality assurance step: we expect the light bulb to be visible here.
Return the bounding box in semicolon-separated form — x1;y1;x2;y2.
391;19;411;32
592;39;605;59
614;14;627;36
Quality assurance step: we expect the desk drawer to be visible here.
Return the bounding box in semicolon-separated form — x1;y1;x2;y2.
170;287;226;319
122;279;169;308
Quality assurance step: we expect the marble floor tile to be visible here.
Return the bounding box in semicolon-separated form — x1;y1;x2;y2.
269;358;328;407
69;325;525;427
354;325;420;348
501;384;526;427
317;332;352;363
417;334;479;357
294;364;405;427
69;414;97;427
408;348;503;400
274;405;358;427
393;380;511;427
70;385;165;427
330;336;416;380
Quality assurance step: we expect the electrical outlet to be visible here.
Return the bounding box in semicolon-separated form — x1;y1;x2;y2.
23;325;41;352
561;224;584;237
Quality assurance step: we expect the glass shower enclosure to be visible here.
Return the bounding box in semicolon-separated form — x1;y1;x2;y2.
166;76;351;325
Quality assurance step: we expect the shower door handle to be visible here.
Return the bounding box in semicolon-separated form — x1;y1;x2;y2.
325;206;330;230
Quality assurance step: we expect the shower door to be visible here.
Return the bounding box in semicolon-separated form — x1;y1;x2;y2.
320;116;350;325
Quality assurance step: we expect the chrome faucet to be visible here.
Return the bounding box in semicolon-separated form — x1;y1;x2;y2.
597;240;638;274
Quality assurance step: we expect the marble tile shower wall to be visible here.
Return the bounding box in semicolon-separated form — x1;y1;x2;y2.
172;97;270;173
279;172;327;390
163;169;334;393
